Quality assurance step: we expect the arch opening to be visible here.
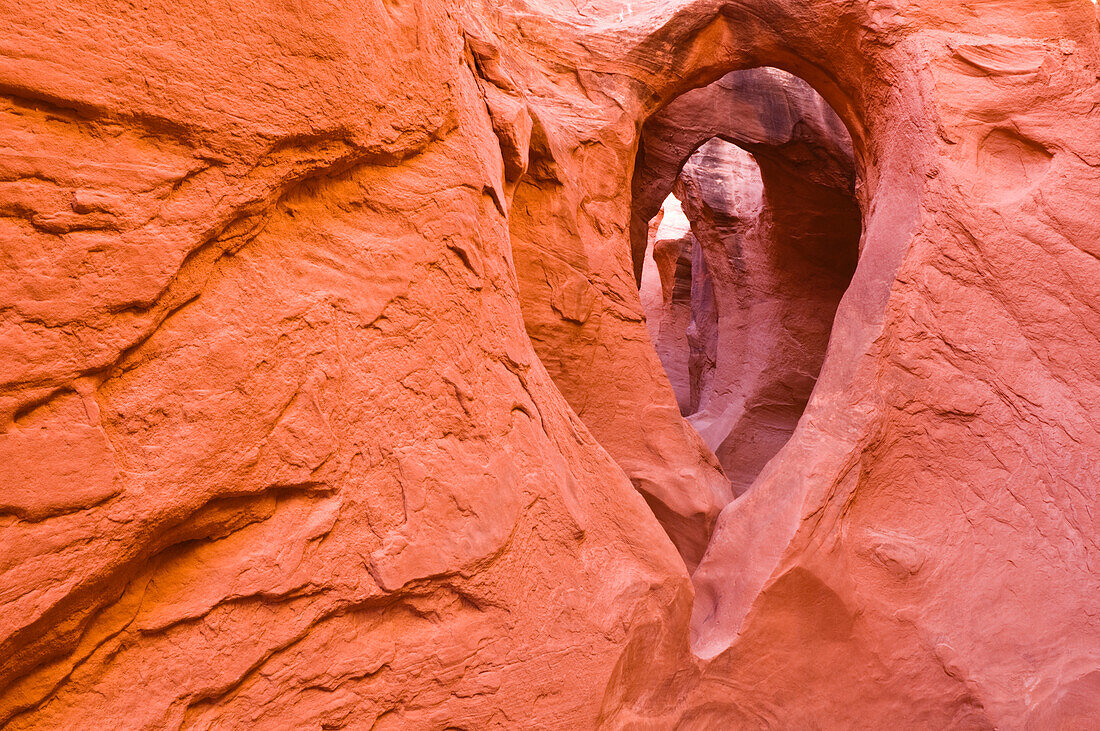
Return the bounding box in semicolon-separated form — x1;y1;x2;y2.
633;67;862;496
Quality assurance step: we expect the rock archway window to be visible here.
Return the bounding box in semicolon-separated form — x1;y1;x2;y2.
633;68;862;495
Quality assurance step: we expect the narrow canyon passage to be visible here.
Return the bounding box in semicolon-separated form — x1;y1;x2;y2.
635;68;861;497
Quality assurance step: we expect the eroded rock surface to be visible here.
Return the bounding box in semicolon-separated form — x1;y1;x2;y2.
635;68;861;495
1;0;1097;728
507;65;733;570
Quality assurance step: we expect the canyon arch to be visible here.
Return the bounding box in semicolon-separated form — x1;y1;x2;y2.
633;67;861;496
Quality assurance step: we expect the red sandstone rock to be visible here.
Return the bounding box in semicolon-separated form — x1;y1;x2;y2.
0;0;1097;728
505;59;733;569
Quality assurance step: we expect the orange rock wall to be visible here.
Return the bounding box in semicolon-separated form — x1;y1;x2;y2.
1;0;1097;727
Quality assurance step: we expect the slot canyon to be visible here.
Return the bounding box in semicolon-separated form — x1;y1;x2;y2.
0;0;1097;728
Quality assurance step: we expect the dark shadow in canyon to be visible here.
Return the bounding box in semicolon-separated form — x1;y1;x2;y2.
632;67;862;497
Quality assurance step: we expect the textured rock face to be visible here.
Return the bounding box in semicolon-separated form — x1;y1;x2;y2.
1;1;1098;729
633;68;862;495
0;4;691;726
507;62;733;570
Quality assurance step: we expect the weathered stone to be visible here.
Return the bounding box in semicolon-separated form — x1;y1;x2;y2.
0;0;1096;727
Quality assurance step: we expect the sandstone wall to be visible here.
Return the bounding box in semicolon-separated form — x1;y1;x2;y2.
1;0;1097;727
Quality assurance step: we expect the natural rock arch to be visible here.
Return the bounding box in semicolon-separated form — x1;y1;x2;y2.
611;1;1100;725
632;67;861;496
506;0;1099;724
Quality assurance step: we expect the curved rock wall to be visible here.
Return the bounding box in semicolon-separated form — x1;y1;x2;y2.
630;67;855;281
1;0;1097;727
0;4;692;726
